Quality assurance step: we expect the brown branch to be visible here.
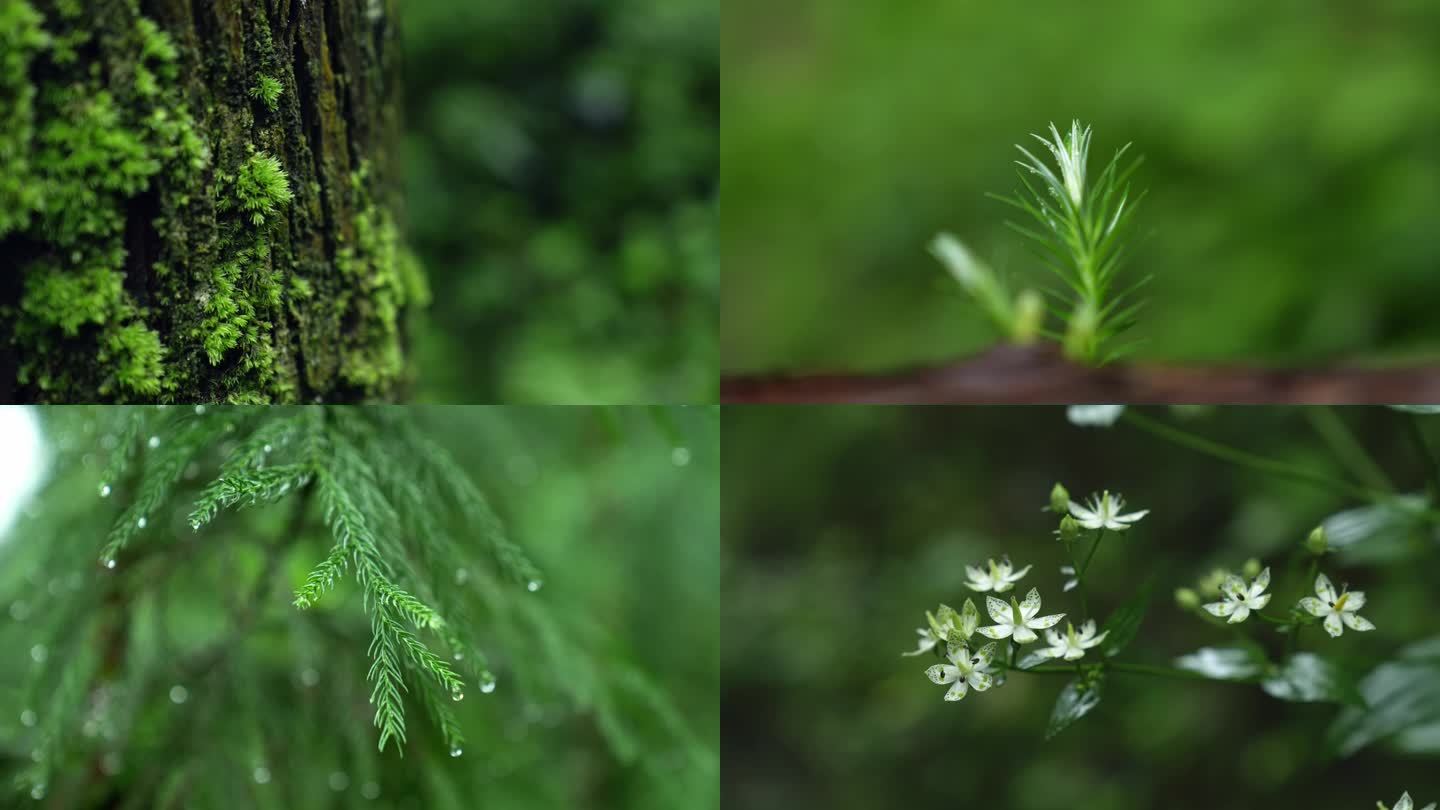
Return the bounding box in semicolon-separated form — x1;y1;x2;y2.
721;345;1440;404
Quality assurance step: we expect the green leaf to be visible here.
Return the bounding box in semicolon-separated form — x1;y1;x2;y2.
1388;405;1440;415
1326;636;1440;757
1261;653;1363;705
1320;496;1431;564
1099;578;1154;657
1045;669;1105;740
1015;650;1052;670
1174;647;1263;681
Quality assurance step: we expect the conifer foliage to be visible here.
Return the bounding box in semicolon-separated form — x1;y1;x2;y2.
0;406;717;809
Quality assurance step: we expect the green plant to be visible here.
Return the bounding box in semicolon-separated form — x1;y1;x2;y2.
232;151;294;227
932;121;1145;364
249;75;282;112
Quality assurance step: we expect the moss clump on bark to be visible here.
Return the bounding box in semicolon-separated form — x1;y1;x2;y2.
1;0;415;403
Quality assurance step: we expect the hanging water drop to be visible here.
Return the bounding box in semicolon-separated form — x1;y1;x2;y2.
147;435;160;449
451;688;464;702
454;568;470;585
300;667;320;687
30;644;47;664
136;516;147;529
9;600;29;621
453;651;464;661
103;558;116;569
361;781;381;799
253;766;272;784
480;679;497;694
194;405;206;414
671;446;692;467
169;685;189;704
263;443;273;454
99;483;112;498
527;579;542;592
328;771;349;791
20;709;36;727
30;784;45;800
449;747;462;758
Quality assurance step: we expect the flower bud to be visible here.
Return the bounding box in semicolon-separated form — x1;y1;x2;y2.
1012;289;1044;344
1050;483;1071;514
1058;515;1080;543
1174;588;1200;610
1242;558;1262;579
1305;525;1327;555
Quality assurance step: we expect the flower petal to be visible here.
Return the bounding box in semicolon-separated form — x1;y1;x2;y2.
960;599;980;638
967;671;994;692
1342;612;1375;632
1063;647;1085;661
993;581;1014;593
977;625;1012;640
1249;593;1272;610
1252;566;1271;594
1227;605;1250;624
1396;793;1413;810
1204;601;1235;617
1297;596;1327;617
1020;588;1042;620
1221;575;1247;599
1315;573;1337;604
1078;620;1097;639
901;631;936;657
945;679;969;701
1007;564;1033;582
973;642;999;666
1068;502;1098;522
926;664;959;684
1036;646;1063;659
1043;628;1064;647
1323;613;1344;637
1113;509;1149;524
1011;626;1038;644
985;596;1011;625
1027;612;1065;630
964;565;985;582
1083;630;1109;649
1342;590;1366;612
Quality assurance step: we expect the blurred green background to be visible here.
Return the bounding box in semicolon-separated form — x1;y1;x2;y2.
723;406;1440;809
402;0;717;403
0;406;718;809
722;0;1440;373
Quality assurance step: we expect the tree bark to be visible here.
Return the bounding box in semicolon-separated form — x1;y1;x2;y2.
0;0;421;403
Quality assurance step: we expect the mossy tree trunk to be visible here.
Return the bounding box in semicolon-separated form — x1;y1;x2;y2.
0;0;425;403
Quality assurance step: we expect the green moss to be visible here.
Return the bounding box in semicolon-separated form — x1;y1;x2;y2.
0;0;48;236
231;150;294;226
249;74;282;112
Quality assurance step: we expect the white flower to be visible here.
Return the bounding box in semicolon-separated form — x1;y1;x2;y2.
1037;620;1108;661
1202;567;1272;624
965;558;1032;593
924;642;997;702
1384;791;1437;810
978;588;1065;644
1298;573;1375;637
1066;405;1125;427
1059;565;1078;592
1068;490;1148;531
903;600;979;656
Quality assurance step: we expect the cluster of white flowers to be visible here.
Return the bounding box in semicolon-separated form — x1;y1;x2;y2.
1190;561;1376;637
1381;792;1436;810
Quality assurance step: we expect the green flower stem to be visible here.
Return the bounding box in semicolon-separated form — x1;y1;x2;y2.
1077;528;1107;578
1405;414;1440;498
1122;410;1378;502
1254;612;1291;626
1064;542;1090;621
1303;407;1394;493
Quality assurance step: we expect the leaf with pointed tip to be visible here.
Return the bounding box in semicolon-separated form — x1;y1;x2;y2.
1045;671;1105;740
1261;654;1363;706
1099;578;1154;657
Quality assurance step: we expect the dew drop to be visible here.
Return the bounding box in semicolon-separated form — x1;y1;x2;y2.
453;651;464;661
30;644;47;664
671;447;692;467
454;568;469;585
169;685;188;704
451;688;464;702
136;516;147;529
300;667;320;687
328;771;349;791
480;679;497;694
20;709;36;727
30;748;43;762
30;784;45;800
10;600;30;621
253;766;271;785
263;443;273;454
194;405;206;414
361;781;380;799
104;558;116;569
99;483;112;498
449;747;462;758
527;579;542;592
147;436;160;449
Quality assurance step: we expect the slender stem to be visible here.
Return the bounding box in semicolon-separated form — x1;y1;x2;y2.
1078;528;1107;578
1405;414;1440;498
1304;407;1393;492
1253;612;1290;626
1122;410;1379;502
1064;542;1089;620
